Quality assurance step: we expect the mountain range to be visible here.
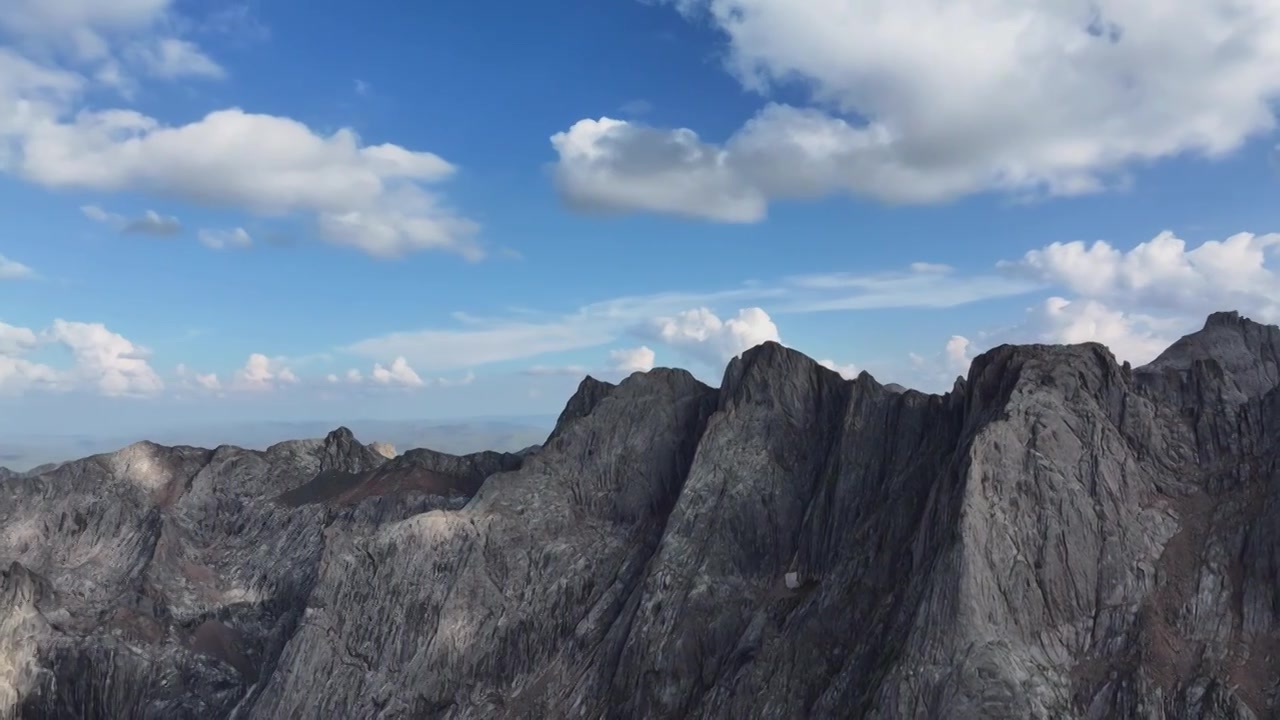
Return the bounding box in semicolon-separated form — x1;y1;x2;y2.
3;311;1280;719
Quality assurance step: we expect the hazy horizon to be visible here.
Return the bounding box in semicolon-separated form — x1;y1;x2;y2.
0;415;558;472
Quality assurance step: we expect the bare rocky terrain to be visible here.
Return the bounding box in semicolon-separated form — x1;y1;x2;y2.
3;311;1280;719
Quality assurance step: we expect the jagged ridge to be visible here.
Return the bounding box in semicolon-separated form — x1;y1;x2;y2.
2;312;1280;719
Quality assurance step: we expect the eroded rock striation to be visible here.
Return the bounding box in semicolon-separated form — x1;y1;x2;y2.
3;312;1280;719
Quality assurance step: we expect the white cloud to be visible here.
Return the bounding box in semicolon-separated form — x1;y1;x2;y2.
1021;297;1174;366
0;356;60;394
82;204;182;235
892;336;977;392
1;0;224;91
610;345;656;374
43;319;164;396
345;368;363;383
1;319;57;394
0;0;172;61
818;358;858;379
0;323;39;354
945;336;973;374
1003;230;1280;322
903;229;1280;387
1;8;480;260
370;356;425;388
551;117;765;222
0;319;165;396
645;307;781;366
174;362;221;391
231;353;298;392
198;227;252;249
14;108;478;258
0;255;35;280
344;266;1031;373
555;1;1280;219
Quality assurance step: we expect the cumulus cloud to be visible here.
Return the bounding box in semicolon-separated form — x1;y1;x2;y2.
370;356;425;388
1003;230;1280;322
645;307;780;366
818;359;858;380
0;318;163;396
0;323;39;356
0;255;35;280
944;336;973;374
198;227;252;249
907;229;1280;386
1020;297;1175;366
174;363;221;391
45;320;164;396
329;360;471;390
0;355;60;395
552;118;765;222
231;353;298;392
554;1;1280;219
610;345;656;374
1;5;481;259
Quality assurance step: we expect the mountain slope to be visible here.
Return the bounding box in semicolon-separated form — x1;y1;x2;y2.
3;312;1280;719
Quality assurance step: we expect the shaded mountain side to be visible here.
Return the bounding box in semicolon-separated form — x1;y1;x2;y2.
3;311;1280;719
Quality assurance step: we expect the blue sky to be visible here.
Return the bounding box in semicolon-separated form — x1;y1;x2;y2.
2;0;1280;441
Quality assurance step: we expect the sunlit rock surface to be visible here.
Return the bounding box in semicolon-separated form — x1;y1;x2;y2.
3;312;1280;719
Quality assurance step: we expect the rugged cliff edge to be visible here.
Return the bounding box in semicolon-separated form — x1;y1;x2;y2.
3;312;1280;719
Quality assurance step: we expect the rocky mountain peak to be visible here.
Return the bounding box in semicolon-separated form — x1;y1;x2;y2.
1142;310;1280;401
545;374;618;445
720;340;840;409
1204;309;1244;328
322;425;356;447
5;311;1280;719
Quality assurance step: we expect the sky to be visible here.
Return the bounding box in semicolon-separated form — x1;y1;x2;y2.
2;0;1280;444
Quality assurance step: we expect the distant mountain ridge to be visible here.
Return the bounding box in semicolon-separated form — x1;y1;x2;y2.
3;312;1280;718
0;417;554;474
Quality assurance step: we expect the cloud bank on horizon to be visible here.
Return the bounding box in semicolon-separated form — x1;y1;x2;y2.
1;0;1279;437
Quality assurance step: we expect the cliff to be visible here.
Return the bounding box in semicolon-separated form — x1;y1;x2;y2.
3;312;1280;719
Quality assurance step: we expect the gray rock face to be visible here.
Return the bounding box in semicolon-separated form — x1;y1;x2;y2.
4;313;1280;719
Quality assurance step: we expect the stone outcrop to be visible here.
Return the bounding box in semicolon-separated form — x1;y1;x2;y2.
3;312;1280;719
